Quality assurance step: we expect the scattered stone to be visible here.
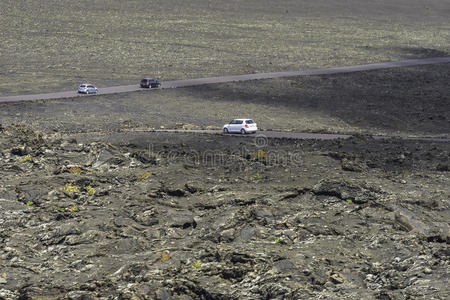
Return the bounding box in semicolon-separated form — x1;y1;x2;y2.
341;158;366;172
166;213;196;228
0;124;448;298
330;273;345;284
312;180;376;204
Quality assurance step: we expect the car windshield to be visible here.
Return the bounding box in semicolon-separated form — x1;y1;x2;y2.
87;85;94;88
80;84;86;87
245;120;254;124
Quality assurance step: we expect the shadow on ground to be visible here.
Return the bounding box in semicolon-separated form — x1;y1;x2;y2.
180;61;450;136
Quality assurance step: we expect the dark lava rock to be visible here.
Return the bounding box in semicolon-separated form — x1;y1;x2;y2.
237;226;255;241
166;212;196;228
134;209;159;226
274;259;297;274
312;180;374;204
94;147;125;167
16;184;49;205
341;158;366;172
10;146;31;156
131;151;157;165
436;163;449;171
166;188;187;197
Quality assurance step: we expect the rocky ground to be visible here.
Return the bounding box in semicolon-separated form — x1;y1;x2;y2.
0;124;449;299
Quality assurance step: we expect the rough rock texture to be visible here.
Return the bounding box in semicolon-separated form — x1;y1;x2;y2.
0;125;449;299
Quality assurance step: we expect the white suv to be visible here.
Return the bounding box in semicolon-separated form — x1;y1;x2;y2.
223;119;258;134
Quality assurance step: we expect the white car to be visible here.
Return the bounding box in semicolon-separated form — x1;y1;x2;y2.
223;119;258;134
77;84;98;94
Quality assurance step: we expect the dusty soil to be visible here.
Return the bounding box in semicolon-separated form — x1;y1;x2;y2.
0;125;449;299
1;0;449;95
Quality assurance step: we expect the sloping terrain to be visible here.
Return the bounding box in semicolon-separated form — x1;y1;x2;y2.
0;0;449;95
0;0;449;299
1;64;449;137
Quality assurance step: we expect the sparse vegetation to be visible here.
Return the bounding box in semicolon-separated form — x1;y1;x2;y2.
192;260;202;269
69;166;82;174
19;154;32;162
85;185;95;196
67;205;79;212
274;237;283;244
250;173;263;181
137;172;152;181
64;183;79;194
0;0;448;99
0;0;449;298
160;251;171;262
253;150;267;160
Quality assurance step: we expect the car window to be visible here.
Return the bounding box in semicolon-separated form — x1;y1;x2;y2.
87;85;94;88
245;120;254;124
236;120;243;124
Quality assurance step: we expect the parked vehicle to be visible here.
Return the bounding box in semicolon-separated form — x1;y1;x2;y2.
140;78;161;88
223;119;257;134
77;84;98;94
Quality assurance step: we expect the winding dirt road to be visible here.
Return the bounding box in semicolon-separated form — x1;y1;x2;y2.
1;56;449;104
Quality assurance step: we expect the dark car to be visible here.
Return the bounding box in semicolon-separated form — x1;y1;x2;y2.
140;78;161;88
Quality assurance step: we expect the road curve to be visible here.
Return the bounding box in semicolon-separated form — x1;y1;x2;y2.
1;57;449;104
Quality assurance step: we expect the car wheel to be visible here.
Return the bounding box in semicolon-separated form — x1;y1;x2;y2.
240;129;246;134
223;128;229;134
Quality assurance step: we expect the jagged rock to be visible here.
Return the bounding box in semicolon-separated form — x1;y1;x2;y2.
10;146;31;156
134;209;159;226
312;180;376;204
0;124;449;298
436;163;449;171
237;226;255;242
341;158;366;172
166;212;196;228
93;147;126;167
330;273;345;284
394;207;450;243
165;188;186;197
273;259;297;274
16;184;50;206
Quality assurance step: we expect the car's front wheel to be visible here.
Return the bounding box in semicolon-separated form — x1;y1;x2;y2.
223;128;229;134
240;129;246;134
